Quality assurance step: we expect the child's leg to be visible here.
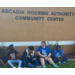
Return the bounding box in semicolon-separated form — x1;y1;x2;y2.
32;60;39;66
47;57;55;65
0;59;6;67
47;57;59;67
22;60;28;67
7;60;16;68
61;57;68;62
16;60;22;68
40;58;45;66
52;58;59;63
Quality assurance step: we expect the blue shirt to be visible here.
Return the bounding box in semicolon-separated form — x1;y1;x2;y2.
37;46;51;56
53;49;63;57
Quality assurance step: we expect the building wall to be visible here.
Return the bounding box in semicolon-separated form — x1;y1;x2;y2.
0;7;75;56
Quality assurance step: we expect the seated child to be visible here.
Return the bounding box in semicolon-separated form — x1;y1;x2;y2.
21;46;42;68
53;45;68;64
7;44;22;68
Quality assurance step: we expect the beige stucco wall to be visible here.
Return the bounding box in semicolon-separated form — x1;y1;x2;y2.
0;7;75;55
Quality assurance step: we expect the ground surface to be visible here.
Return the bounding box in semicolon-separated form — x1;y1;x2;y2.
1;53;75;68
0;61;75;68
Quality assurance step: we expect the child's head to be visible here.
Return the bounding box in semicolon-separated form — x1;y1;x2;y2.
9;44;14;51
28;46;34;53
56;45;61;51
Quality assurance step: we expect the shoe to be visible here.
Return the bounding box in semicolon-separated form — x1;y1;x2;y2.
55;65;59;68
36;66;42;68
61;61;65;64
58;62;61;64
52;64;59;68
43;65;47;68
64;61;65;63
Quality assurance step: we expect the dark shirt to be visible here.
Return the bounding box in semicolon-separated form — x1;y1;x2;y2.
21;49;35;64
7;50;18;60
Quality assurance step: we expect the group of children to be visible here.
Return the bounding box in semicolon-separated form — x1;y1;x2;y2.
0;41;68;68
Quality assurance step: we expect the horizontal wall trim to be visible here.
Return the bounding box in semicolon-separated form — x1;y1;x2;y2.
0;41;75;47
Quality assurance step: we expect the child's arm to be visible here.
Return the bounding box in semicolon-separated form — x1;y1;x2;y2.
55;57;60;61
23;51;31;65
32;54;36;60
59;50;64;61
7;52;10;61
48;53;51;57
0;58;6;67
60;56;63;60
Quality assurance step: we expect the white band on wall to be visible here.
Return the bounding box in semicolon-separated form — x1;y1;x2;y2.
0;41;75;47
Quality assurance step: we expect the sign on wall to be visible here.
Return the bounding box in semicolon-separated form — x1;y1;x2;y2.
1;9;75;21
0;7;75;42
